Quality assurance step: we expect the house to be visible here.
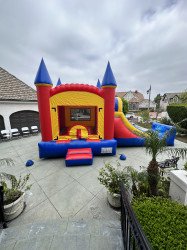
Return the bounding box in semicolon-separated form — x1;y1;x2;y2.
0;67;39;131
160;92;182;111
139;99;156;111
116;90;144;111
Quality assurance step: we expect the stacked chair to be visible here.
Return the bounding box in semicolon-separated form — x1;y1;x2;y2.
0;125;39;141
10;128;21;139
21;127;30;136
0;130;11;140
31;126;39;135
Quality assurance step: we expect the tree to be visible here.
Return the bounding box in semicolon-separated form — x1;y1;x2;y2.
139;110;149;122
121;98;129;115
143;130;187;196
154;94;161;110
180;91;187;103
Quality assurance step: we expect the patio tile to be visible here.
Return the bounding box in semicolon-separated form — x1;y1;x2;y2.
24;182;48;212
63;165;93;179
50;234;90;250
9;199;61;226
50;180;94;218
0;240;16;250
73;196;120;221
13;235;53;250
29;161;59;181
0;223;32;243
38;170;74;197
77;169;103;195
90;235;123;250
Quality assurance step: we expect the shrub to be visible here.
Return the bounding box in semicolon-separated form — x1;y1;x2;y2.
183;162;187;171
121;98;129;115
132;197;187;250
167;104;187;129
129;167;170;198
98;162;130;194
139;110;150;122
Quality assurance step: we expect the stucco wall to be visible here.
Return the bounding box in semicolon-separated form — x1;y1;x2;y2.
0;101;38;130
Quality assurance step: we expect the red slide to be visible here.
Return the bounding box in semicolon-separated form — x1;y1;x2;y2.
114;118;138;139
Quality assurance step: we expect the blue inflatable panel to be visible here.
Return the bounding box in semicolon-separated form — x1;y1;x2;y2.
38;139;117;159
152;122;176;146
116;138;145;147
115;98;118;111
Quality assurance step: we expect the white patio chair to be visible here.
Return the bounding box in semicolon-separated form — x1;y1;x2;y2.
21;127;30;136
10;128;21;139
31;126;39;135
0;130;11;140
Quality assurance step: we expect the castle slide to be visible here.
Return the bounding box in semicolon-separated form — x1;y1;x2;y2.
114;112;145;146
114;97;176;146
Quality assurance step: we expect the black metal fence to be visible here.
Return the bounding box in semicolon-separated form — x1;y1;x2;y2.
120;184;152;250
0;186;7;229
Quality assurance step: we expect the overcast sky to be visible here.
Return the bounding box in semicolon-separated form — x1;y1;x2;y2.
0;0;187;99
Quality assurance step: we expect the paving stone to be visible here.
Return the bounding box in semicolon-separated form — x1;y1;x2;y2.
74;196;120;221
50;234;90;250
13;235;53;250
0;240;16;250
11;199;61;226
38;170;74;197
77;169;103;195
50;181;94;218
63;165;93;180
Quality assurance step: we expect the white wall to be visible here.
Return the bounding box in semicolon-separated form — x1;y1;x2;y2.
0;101;38;130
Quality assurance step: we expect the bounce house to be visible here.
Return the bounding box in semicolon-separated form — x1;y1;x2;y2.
34;59;176;166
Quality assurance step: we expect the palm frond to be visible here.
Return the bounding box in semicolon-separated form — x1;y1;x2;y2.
164;147;187;160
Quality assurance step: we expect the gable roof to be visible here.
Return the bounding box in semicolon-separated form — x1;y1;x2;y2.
162;92;182;101
116;90;144;102
0;67;37;102
116;92;126;98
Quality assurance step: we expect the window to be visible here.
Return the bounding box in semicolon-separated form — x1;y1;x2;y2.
70;108;91;121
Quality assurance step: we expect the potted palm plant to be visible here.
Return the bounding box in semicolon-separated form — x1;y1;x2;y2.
98;162;130;208
0;158;31;221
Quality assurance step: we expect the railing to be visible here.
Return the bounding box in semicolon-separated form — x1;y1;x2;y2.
0;186;7;229
120;184;152;250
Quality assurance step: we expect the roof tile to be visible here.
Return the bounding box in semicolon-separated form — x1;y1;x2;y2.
0;67;37;101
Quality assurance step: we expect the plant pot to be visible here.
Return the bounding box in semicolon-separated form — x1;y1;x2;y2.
107;191;121;208
4;193;25;221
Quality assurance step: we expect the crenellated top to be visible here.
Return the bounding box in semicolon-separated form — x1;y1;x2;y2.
50;83;103;97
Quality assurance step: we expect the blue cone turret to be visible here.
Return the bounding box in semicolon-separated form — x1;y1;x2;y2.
102;61;117;87
96;79;101;88
56;78;62;86
34;58;52;85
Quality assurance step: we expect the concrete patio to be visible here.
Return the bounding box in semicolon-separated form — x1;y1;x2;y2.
0;134;186;249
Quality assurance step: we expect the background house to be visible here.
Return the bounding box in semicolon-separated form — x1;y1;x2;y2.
160;92;182;111
116;90;144;111
139;99;156;111
0;67;39;131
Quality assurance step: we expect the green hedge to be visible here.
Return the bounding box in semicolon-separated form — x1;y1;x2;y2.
132;197;187;250
167;104;187;129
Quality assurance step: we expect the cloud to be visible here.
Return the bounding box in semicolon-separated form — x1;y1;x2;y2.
0;0;186;98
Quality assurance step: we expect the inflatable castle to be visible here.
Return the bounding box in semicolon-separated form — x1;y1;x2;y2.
34;59;176;166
